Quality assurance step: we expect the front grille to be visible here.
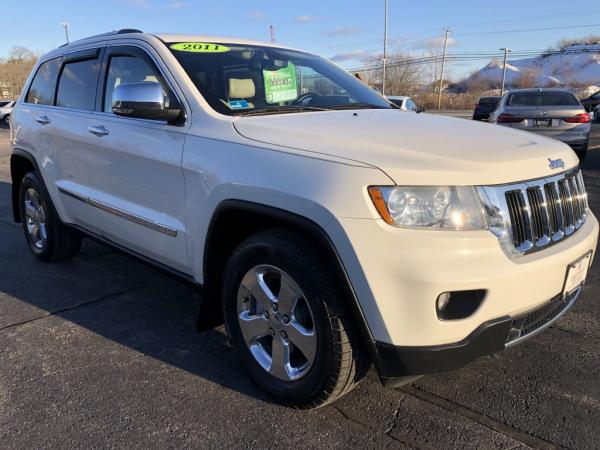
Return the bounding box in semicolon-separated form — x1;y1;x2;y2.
506;289;579;346
486;170;588;255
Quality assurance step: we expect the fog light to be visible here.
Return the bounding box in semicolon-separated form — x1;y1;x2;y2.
436;292;451;311
436;290;486;320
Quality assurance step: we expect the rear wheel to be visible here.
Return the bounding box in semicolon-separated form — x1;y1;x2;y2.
222;229;368;408
19;172;82;262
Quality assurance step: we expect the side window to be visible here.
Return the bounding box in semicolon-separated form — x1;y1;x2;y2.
26;58;61;105
103;55;162;113
406;99;416;110
56;58;101;110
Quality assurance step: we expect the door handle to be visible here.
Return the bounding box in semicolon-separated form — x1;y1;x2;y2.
35;115;51;125
88;125;109;137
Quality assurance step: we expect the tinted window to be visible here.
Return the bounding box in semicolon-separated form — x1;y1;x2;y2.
26;58;61;105
56;58;101;110
389;99;403;107
592;92;600;99
478;97;499;105
507;92;580;107
103;55;162;112
0;102;8;107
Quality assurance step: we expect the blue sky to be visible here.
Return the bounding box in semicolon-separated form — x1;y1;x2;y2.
2;0;600;80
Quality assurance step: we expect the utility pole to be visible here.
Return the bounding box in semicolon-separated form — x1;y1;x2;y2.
382;0;388;96
61;22;70;44
437;28;450;110
499;48;511;96
270;25;275;43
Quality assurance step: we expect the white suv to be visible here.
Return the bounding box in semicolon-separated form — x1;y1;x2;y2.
9;30;599;408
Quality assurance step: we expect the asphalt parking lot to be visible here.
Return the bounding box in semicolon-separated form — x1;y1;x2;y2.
1;124;599;449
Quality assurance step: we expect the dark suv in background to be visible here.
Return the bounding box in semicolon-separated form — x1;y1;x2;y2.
581;90;600;113
472;96;499;121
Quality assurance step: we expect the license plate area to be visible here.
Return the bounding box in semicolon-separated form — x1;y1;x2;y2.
562;251;593;298
535;118;552;127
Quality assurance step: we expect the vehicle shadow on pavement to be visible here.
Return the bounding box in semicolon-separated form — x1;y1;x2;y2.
0;180;272;404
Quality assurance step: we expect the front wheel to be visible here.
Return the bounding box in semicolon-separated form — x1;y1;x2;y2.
222;229;368;408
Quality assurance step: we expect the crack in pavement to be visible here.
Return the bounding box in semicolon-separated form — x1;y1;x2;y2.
332;403;423;449
401;384;568;450
5;355;146;389
0;286;147;333
550;324;600;341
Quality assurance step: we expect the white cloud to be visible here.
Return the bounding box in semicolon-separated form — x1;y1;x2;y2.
115;0;150;8
324;27;362;37
330;50;376;63
413;36;457;50
295;15;320;23
168;1;187;8
248;10;266;20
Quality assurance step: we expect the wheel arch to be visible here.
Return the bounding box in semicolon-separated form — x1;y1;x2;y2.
10;149;41;223
200;199;376;353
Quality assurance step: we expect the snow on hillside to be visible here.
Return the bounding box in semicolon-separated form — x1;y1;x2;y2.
461;43;600;90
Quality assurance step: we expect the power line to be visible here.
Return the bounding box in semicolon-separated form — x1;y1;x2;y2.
346;47;600;72
454;22;600;36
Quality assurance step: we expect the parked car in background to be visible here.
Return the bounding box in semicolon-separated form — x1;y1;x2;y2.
0;100;15;124
594;104;600;123
581;90;600;113
387;96;419;112
472;96;499;121
490;88;591;160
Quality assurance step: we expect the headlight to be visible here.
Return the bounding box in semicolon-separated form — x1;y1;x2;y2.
368;186;487;230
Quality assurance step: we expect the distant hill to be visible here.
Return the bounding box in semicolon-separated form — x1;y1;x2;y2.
454;43;600;94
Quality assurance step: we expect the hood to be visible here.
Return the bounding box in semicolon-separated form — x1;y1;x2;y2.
233;109;579;186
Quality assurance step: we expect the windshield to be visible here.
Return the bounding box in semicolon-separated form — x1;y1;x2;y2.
168;42;391;116
507;92;580;107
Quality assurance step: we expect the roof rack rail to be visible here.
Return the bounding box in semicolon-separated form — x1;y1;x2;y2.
58;29;143;47
117;28;143;34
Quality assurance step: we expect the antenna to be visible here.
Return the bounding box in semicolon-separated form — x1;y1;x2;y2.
61;22;70;44
270;25;275;43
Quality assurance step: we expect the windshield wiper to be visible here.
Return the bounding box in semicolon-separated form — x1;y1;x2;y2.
235;105;332;116
327;103;390;111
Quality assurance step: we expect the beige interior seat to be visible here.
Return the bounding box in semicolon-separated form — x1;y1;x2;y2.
228;78;255;108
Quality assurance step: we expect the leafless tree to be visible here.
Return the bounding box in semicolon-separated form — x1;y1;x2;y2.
0;46;38;99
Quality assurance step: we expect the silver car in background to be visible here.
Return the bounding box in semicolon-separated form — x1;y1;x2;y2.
490;88;591;160
0;100;15;124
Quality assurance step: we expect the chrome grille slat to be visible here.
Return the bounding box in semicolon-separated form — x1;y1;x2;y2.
479;169;588;257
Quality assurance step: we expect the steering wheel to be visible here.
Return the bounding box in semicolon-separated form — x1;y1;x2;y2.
293;92;319;105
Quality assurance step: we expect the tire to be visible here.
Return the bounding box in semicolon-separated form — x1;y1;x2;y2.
18;172;82;262
575;140;589;162
222;228;368;408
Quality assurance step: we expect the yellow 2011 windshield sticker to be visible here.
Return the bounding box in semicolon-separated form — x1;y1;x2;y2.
170;42;230;53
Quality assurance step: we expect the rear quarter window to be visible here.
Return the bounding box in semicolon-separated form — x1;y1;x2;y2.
26;58;61;105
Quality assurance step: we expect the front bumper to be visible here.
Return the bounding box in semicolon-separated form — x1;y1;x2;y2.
372;287;581;380
337;212;598;348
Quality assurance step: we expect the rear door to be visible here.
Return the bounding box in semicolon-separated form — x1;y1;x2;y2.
73;44;190;273
17;48;104;224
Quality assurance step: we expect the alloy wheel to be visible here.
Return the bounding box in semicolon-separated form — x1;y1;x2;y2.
236;264;317;381
24;188;48;250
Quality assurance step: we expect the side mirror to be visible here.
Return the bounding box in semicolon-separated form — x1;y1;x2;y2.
112;82;181;122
